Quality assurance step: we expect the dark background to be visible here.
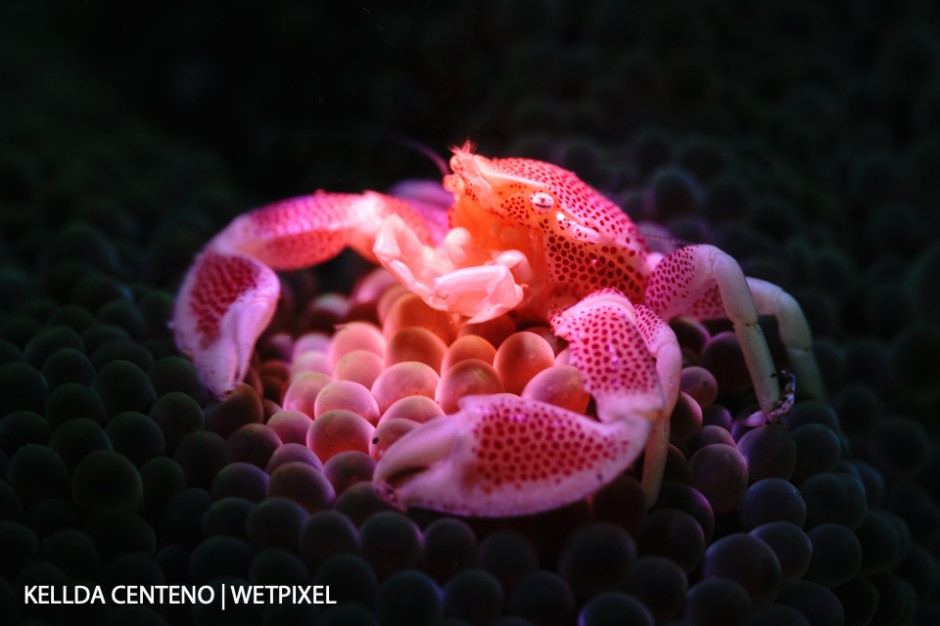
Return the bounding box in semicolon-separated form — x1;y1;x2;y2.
11;0;936;194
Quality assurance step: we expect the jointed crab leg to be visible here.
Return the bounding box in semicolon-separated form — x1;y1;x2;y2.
375;289;671;516
746;277;824;401
645;244;821;418
634;304;683;505
172;191;437;397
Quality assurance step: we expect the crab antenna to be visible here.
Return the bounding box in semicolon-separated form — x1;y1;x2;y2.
382;131;450;177
455;138;477;153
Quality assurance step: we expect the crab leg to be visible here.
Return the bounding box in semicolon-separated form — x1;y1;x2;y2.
746;278;824;401
634;304;683;505
172;191;436;397
374;289;667;517
645;244;821;419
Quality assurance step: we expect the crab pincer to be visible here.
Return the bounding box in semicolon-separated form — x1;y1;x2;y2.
172;191;438;397
374;289;673;516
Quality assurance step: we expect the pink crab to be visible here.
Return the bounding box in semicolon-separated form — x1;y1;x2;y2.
172;144;823;517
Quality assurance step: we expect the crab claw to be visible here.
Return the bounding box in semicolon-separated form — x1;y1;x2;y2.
374;394;651;517
172;249;280;397
173;191;437;397
374;287;674;516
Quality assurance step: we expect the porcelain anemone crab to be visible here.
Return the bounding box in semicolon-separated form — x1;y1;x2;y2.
172;143;823;517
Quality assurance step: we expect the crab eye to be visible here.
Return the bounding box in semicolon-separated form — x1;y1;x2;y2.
530;192;554;212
